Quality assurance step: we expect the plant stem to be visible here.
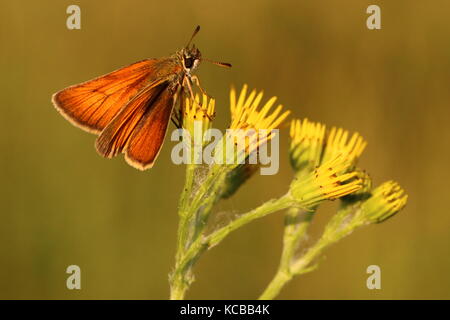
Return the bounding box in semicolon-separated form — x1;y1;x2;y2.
259;208;314;299
258;270;293;300
259;270;293;300
207;194;294;247
170;165;228;300
175;163;196;262
170;162;197;300
281;208;314;268
175;193;295;282
170;171;301;300
169;281;188;300
259;204;363;300
259;236;326;300
290;238;327;274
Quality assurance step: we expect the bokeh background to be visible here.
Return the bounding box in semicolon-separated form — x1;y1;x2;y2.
1;0;449;299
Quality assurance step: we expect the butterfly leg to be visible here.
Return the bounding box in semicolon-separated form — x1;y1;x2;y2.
182;76;204;111
170;88;183;129
171;100;183;129
191;75;213;99
182;76;196;101
171;113;182;129
190;76;215;121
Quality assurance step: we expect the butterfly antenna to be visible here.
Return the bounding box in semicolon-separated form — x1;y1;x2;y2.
201;57;232;68
186;25;201;47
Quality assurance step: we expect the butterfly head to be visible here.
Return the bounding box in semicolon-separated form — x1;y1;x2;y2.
178;26;231;75
180;46;202;75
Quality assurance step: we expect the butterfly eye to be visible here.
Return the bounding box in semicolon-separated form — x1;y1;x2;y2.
184;57;194;69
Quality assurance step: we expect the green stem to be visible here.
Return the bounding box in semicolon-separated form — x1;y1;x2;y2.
190;167;229;241
176;193;295;280
175;163;196;262
290;238;327;275
207;194;294;247
259;270;293;300
260;207;360;300
290;204;363;275
259;234;326;300
170;162;197;300
259;208;314;299
170;164;229;300
169;281;188;300
281;208;314;267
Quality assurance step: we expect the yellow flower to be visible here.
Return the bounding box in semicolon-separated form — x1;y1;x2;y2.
359;181;408;224
183;93;215;143
290;155;363;209
230;84;289;130
226;84;290;159
341;168;372;203
217;85;290;197
288;118;367;176
184;94;215;122
321;126;367;172
289;118;326;175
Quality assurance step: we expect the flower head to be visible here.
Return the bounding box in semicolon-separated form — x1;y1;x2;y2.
321;127;367;172
289;118;367;177
289;118;326;175
341;169;372;204
217;85;290;196
290;155;363;209
183;93;215;143
217;84;290;165
359;181;408;224
230;85;289;129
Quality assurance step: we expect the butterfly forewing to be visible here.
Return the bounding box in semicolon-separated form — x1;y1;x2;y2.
52;59;157;133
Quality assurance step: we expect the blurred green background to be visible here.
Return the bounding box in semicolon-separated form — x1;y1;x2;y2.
1;0;449;299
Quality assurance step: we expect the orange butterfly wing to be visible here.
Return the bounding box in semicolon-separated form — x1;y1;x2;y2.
125;85;176;170
95;80;171;160
52;59;158;134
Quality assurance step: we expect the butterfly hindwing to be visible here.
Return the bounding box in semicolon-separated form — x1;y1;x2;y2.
125;85;176;170
94;80;171;159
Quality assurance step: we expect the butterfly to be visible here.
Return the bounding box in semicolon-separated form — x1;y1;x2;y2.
52;26;231;170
